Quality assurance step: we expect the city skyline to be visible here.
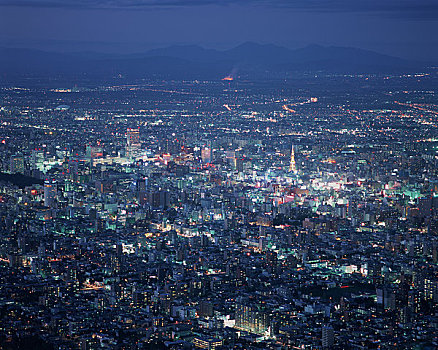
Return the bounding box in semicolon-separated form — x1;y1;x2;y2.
0;1;437;349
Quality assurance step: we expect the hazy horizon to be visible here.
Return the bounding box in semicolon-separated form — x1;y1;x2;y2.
1;39;435;63
1;1;437;61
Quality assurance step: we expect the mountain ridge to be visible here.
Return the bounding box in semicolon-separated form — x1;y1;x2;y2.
0;42;429;79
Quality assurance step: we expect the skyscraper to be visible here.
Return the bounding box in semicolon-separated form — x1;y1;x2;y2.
126;128;141;159
322;325;334;348
44;180;57;208
10;153;25;174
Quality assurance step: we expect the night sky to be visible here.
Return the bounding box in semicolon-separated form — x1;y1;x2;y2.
0;0;437;60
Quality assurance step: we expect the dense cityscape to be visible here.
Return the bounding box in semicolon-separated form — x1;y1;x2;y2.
0;70;437;349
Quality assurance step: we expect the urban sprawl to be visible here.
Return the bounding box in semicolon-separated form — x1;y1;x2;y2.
0;74;437;349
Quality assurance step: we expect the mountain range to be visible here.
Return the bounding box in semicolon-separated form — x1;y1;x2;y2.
0;42;429;80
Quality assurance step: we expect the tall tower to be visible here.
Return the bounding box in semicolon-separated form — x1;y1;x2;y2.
126;128;140;159
289;145;297;173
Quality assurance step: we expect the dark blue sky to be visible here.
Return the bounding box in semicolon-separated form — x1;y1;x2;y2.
1;0;437;60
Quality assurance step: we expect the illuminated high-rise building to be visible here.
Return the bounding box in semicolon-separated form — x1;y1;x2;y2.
126;128;141;158
127;128;140;146
235;300;270;335
10;154;25;174
44;180;57;208
31;149;45;171
201;147;211;163
288;145;297;173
